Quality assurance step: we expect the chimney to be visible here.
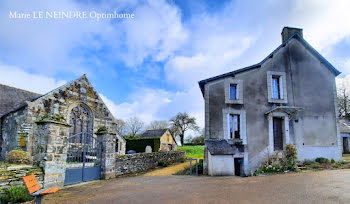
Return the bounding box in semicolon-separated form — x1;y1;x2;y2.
281;27;303;42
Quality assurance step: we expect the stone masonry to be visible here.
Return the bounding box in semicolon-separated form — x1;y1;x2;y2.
33;120;70;188
115;151;186;175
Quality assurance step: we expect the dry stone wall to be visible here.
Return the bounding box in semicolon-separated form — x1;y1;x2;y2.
0;165;43;189
115;151;186;175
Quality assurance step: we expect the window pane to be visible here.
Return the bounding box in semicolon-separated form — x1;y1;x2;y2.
230;84;237;100
271;77;280;99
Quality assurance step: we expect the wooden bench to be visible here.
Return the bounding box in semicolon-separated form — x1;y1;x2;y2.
22;174;60;204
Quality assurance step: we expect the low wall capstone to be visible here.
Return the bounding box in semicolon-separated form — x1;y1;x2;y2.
115;150;186;175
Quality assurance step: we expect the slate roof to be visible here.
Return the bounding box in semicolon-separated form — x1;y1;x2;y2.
205;139;236;155
141;129;168;138
0;84;41;117
198;32;341;96
340;119;350;134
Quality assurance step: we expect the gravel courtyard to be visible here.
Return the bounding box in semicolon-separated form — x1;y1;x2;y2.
45;169;350;204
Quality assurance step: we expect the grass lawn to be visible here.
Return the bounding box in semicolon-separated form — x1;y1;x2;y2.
178;145;204;159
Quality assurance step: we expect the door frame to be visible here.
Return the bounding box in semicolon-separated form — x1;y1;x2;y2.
268;111;290;153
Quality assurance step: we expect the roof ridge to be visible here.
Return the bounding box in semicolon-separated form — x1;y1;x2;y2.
0;83;41;96
32;74;86;101
198;32;341;96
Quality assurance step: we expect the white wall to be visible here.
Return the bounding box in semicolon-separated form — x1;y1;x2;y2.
208;152;234;176
297;146;342;161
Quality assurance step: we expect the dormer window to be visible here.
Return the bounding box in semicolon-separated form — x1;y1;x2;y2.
225;78;243;104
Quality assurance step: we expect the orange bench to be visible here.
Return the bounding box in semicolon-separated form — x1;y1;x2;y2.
22;174;60;204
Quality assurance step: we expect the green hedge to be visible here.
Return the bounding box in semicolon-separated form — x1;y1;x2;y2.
126;138;160;153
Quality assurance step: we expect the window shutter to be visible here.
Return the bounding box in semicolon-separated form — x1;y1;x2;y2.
279;76;283;99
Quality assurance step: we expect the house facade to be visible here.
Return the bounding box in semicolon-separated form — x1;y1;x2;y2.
0;75;126;161
199;27;342;176
141;129;177;151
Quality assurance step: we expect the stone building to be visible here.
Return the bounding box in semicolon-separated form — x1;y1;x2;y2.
0;75;126;186
141;129;177;151
199;27;342;176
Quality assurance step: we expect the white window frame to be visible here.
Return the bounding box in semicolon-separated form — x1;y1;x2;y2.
267;111;290;153
228;114;241;139
225;78;243;104
267;71;287;103
223;108;247;144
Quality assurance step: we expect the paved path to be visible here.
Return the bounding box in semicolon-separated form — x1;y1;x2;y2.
142;161;190;176
45;169;350;204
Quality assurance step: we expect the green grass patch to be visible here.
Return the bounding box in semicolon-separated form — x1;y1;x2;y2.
178;145;204;158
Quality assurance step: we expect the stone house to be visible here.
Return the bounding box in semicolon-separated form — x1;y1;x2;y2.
141;129;177;151
198;27;342;176
0;75;126;186
340;119;350;153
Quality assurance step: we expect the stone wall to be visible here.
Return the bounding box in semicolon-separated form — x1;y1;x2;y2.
0;165;43;190
115;151;186;175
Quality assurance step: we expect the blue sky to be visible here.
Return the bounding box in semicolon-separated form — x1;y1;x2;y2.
1;0;350;130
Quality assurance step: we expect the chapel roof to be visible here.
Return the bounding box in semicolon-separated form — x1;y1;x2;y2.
0;84;41;117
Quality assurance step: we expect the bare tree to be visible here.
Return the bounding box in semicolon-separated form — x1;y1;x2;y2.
126;117;144;136
115;119;126;136
170;112;199;146
337;76;350;118
147;120;169;130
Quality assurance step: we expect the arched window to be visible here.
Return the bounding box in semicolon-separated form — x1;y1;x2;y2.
69;103;93;142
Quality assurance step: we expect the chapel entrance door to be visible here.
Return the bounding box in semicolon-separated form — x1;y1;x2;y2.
64;104;101;185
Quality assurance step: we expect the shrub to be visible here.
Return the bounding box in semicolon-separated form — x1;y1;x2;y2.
5;150;31;164
340;160;348;165
302;160;316;166
254;145;298;175
96;126;108;133
285;144;297;169
1;186;33;203
158;161;169;167
198;159;203;174
315;157;329;164
331;159;335;163
179;158;186;163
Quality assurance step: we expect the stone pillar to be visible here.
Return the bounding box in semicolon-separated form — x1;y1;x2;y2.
96;131;116;179
34;120;70;188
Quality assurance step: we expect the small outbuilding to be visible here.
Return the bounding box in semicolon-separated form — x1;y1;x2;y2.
141;129;177;151
340;119;350;154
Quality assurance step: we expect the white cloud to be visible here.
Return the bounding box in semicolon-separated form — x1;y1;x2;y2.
290;0;350;52
0;0;187;74
118;0;188;66
100;86;204;129
0;64;66;94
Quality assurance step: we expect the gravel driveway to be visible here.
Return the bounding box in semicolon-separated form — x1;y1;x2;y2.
45;169;350;204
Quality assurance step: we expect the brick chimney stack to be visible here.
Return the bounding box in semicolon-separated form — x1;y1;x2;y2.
281;27;303;42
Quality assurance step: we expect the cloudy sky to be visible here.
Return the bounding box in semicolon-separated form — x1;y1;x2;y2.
1;0;350;130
